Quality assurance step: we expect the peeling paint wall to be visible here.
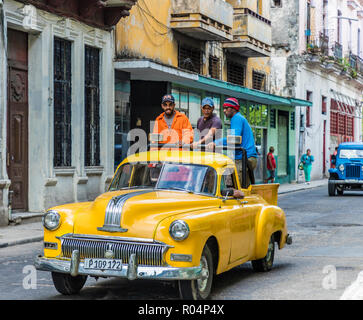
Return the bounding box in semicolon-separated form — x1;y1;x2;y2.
116;0;178;66
116;0;271;90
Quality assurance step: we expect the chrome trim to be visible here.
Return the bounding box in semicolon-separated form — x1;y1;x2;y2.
34;255;203;281
170;254;193;262
59;234;171;267
329;179;363;184
44;242;58;250
58;233;167;244
98;190;154;233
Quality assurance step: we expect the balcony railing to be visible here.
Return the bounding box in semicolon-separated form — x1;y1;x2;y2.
306;32;329;56
357;56;363;74
170;0;233;41
333;42;343;59
222;8;271;57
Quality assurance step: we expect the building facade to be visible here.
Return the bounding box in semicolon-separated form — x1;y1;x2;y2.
270;0;363;182
114;0;309;184
0;0;137;226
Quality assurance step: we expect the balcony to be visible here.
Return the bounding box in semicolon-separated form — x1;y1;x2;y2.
333;42;343;59
170;0;233;41
222;8;271;57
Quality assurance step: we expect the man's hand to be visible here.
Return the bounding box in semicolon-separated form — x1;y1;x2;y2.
191;142;200;149
206;142;215;151
233;189;245;199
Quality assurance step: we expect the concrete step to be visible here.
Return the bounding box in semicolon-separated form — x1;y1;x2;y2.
9;212;43;225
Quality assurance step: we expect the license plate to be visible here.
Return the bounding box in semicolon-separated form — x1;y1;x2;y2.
84;258;122;271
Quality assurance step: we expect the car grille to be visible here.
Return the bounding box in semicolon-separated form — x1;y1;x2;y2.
346;165;361;178
60;235;169;266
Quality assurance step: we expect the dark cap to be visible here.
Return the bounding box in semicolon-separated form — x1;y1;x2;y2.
161;94;175;104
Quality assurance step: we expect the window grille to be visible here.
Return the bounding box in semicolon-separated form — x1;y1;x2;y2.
178;44;202;73
270;108;276;128
54;37;72;167
85;45;100;167
227;61;245;86
209;55;220;79
252;70;266;91
290;111;295;130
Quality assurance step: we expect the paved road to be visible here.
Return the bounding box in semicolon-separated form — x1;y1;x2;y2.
0;185;362;300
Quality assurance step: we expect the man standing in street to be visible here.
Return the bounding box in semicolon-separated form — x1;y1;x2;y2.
153;94;193;145
208;97;258;187
264;146;276;183
192;97;222;149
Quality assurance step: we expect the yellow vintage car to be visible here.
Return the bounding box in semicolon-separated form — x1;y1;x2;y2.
35;148;291;300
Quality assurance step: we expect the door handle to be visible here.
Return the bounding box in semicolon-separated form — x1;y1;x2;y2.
7;153;10;167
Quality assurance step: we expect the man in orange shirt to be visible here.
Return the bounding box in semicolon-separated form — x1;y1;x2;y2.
153;94;193;145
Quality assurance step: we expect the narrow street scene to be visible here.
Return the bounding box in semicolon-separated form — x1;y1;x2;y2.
0;0;362;304
1;183;363;300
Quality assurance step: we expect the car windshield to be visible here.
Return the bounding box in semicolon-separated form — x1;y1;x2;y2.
109;162;217;195
339;149;363;159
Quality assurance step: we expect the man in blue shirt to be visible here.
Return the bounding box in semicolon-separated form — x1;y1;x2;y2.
208;97;258;187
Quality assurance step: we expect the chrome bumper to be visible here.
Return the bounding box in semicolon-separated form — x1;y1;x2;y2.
329;180;363;184
34;251;202;281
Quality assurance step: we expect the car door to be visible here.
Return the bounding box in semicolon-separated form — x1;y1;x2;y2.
220;167;254;264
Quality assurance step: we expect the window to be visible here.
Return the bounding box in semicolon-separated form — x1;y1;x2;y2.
322;96;327;115
85;45;100;166
171;88;201;127
209;55;220;79
270;108;276;128
178;44;202;73
306;91;312;127
54;37;72;167
290;111;295;130
221;167;237;192
272;0;282;7
227;61;245;86
252;70;267;91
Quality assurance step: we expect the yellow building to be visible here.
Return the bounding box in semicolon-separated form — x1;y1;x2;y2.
113;0;310;182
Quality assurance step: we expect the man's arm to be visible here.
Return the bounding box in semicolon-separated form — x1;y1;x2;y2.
182;117;194;144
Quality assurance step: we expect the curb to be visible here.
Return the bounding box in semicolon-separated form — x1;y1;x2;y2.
0;236;43;249
278;182;328;195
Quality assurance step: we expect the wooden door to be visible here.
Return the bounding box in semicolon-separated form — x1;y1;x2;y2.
277;111;289;176
6;29;28;211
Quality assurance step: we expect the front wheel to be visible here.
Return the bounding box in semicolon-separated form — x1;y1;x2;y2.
178;245;214;300
51;272;87;295
328;182;336;196
252;234;275;272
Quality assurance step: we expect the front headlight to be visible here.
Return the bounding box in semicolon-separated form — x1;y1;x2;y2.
42;210;61;231
339;164;344;172
169;220;190;241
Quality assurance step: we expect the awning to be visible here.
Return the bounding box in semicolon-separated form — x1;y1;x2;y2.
114;59;312;107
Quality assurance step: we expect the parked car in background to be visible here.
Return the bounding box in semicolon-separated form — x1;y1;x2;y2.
328;142;363;196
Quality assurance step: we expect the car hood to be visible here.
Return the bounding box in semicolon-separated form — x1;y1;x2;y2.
73;189;219;239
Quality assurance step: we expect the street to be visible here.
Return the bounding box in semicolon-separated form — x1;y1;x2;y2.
0;185;362;300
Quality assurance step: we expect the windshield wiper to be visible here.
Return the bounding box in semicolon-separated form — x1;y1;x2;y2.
156;187;194;194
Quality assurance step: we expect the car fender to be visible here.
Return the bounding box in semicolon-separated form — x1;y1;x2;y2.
253;206;287;260
154;209;229;269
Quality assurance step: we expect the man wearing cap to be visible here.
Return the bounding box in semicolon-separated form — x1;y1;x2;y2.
192;97;222;149
208;97;258;187
153;94;193;145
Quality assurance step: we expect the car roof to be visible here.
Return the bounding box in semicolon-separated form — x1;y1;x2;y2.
120;150;235;169
338;142;363;149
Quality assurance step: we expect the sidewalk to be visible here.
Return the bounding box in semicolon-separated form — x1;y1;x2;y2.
0;179;328;249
